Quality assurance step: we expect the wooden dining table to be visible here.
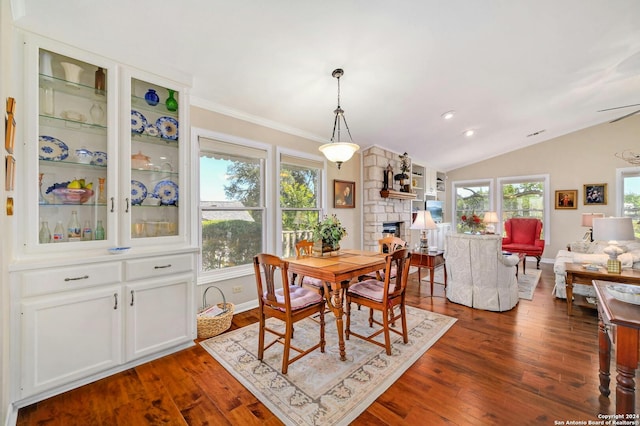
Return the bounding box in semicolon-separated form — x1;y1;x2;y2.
286;249;387;361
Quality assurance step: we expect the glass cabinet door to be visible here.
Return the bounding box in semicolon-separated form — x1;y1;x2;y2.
37;48;110;245
127;78;181;241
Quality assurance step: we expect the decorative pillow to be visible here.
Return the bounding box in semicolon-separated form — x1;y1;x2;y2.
569;241;590;253
587;241;609;254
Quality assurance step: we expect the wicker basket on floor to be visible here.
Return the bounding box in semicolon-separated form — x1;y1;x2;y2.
197;285;234;339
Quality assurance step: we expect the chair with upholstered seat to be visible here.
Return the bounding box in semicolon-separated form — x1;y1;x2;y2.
362;236;406;281
501;217;545;269
345;248;411;355
253;253;326;374
293;240;325;293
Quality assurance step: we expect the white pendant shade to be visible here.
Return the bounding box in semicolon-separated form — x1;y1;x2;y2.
320;68;359;169
319;141;360;164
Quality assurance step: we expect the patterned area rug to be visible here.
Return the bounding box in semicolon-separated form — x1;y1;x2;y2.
200;306;456;426
516;269;542;300
420;266;541;300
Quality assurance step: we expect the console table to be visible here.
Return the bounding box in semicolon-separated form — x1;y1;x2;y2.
593;280;640;415
410;250;446;296
564;263;640;315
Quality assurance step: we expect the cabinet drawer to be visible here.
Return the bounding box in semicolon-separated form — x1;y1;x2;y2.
125;254;193;281
21;263;122;297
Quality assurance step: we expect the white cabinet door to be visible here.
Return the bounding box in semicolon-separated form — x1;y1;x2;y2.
125;274;193;361
21;286;122;397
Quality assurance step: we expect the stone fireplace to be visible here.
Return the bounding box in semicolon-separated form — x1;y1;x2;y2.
362;146;413;252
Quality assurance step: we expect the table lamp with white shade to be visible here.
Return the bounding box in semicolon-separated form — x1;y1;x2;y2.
592;216;635;274
483;211;499;234
410;210;437;250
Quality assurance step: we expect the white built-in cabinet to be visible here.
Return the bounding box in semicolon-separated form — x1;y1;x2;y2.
10;33;196;404
410;162;425;211
20;282;122;397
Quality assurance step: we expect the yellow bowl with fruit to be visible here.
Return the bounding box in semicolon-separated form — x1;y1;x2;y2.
52;188;94;204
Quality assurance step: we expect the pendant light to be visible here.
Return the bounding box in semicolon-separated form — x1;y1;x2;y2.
319;68;360;169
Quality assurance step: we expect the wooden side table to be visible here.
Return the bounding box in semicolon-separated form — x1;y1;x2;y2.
564;263;640;315
411;250;446;296
593;280;640;415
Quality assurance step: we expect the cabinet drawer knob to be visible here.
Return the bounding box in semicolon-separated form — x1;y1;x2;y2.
130;290;134;306
154;264;172;269
113;293;118;310
64;275;89;282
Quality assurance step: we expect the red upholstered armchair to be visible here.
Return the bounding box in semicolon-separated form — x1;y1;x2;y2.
502;218;545;269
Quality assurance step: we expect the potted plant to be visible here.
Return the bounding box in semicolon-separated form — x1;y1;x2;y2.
312;214;347;254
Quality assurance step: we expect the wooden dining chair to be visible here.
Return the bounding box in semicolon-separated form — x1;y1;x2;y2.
253;253;326;374
293;240;325;293
363;236;406;281
345;248;411;355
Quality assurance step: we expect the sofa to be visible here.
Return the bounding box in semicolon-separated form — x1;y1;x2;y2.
445;233;520;311
553;239;640;298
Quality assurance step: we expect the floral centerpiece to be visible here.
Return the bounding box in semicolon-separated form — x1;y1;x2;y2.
312;214;347;253
460;213;484;233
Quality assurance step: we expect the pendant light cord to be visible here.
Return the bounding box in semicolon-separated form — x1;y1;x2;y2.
330;73;353;143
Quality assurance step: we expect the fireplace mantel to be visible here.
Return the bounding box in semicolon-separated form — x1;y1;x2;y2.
380;189;417;200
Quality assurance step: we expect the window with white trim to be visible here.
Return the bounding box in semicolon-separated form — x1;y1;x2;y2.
279;152;323;257
453;180;492;232
620;167;640;238
500;178;544;220
199;137;267;274
497;174;550;241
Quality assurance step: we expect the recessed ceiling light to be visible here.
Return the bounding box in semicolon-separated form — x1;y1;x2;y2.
441;110;456;120
463;129;475;137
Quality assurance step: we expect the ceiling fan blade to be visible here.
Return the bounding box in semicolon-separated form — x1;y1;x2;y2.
597;103;640;112
609;108;640;123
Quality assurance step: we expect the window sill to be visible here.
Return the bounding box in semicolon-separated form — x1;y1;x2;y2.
198;264;253;284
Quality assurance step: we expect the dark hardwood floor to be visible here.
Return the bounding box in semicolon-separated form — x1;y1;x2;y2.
16;263;639;425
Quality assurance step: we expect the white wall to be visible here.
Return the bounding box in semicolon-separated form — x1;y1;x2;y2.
445;115;640;262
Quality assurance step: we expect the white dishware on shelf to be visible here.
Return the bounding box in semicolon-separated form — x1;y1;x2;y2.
39;51;53;78
75;147;93;164
60;62;84;85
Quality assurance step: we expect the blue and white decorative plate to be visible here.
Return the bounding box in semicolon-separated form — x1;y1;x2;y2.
39;136;69;161
144;124;160;137
154;180;179;205
131;110;148;133
156;116;179;140
130;180;147;205
91;151;108;166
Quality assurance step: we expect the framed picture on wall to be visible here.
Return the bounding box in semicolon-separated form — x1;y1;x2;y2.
555;189;577;209
334;180;355;208
584;183;607;205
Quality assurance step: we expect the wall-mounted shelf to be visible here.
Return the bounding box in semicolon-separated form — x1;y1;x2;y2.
380;189;417;200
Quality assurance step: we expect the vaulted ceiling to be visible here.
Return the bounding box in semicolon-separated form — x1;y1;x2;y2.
12;0;640;171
